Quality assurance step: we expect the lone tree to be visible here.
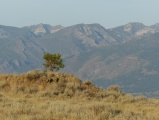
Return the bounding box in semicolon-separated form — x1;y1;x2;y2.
43;53;64;71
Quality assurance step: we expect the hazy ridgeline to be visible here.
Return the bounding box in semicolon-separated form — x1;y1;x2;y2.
0;70;159;120
1;23;159;97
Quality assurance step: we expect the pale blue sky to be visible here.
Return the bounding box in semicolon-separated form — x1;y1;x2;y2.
0;0;159;28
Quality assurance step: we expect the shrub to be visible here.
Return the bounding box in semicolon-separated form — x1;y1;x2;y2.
43;53;64;71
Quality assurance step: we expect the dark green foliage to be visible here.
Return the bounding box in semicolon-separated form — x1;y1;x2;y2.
43;53;64;71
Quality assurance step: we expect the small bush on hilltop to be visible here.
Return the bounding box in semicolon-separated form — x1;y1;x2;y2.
43;53;64;71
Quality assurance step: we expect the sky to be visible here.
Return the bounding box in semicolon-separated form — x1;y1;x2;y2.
0;0;159;28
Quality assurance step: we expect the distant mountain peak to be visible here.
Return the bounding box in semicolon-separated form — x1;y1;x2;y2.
150;23;159;31
25;23;64;36
127;22;145;26
0;28;10;38
117;22;144;33
67;23;117;47
32;23;47;34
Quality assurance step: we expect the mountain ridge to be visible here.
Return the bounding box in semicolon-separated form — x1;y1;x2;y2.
1;22;159;97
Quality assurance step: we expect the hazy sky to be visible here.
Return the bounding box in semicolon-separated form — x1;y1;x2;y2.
0;0;159;28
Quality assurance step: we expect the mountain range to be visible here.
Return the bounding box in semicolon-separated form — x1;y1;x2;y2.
1;22;159;97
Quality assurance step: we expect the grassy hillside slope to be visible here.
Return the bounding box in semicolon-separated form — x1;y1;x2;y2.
0;71;159;120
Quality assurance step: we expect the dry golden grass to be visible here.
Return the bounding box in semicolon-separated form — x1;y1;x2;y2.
0;70;159;120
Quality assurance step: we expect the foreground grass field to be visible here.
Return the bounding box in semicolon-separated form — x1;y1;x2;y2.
0;70;159;120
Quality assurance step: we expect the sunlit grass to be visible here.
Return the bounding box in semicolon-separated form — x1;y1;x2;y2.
0;70;159;120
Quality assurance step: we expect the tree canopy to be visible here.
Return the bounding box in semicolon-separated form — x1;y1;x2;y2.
43;53;64;71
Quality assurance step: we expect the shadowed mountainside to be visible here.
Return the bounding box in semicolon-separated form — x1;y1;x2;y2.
63;32;159;97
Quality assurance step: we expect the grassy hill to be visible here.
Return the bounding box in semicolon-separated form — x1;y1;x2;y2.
0;71;159;120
